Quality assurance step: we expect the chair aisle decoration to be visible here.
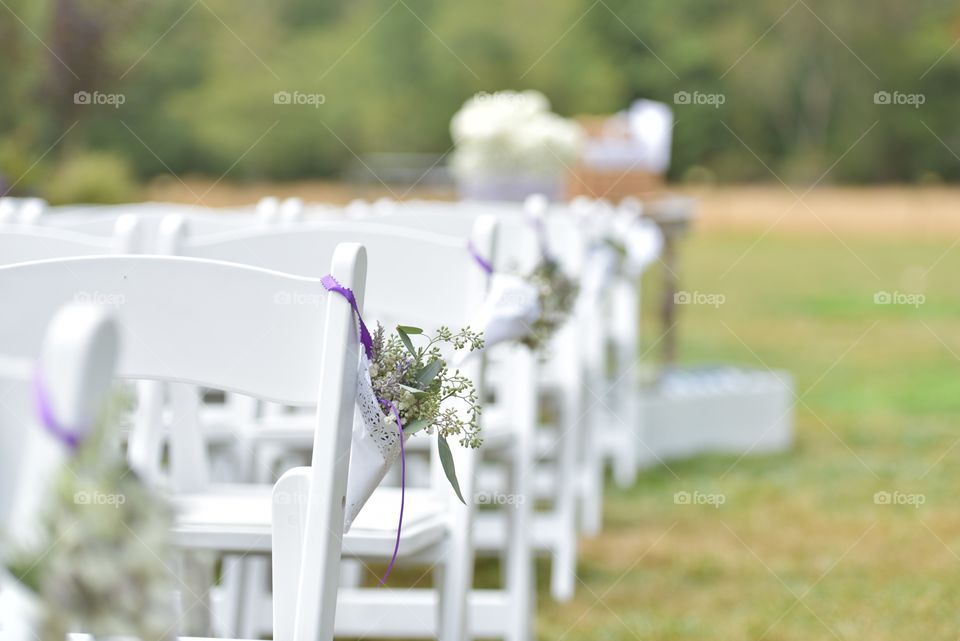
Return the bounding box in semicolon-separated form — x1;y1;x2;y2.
349;197;588;603
0;190;666;641
343;319;484;533
0;244;368;641
0;305;135;641
159;217;493;641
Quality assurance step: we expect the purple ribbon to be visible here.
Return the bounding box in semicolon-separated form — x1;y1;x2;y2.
321;275;374;360
377;397;405;585
32;367;82;450
467;240;494;275
322;274;405;585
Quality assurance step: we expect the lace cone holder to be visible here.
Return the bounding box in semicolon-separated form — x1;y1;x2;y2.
344;357;407;532
465;273;542;356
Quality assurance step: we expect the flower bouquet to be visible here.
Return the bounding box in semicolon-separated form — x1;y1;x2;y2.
450;90;584;202
344;323;484;530
1;395;176;641
522;256;580;350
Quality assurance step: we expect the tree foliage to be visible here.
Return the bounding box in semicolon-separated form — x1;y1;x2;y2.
1;0;958;195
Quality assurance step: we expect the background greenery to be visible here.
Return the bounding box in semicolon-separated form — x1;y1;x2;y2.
1;0;958;201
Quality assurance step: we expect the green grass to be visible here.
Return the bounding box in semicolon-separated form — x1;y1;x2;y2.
537;229;960;640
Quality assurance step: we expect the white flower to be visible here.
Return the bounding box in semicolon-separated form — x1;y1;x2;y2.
450;90;584;178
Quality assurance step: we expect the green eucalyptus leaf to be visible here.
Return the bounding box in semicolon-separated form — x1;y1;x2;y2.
399;384;427;396
396;328;417;356
396;325;423;335
403;418;430;435
438;436;466;505
415;359;443;385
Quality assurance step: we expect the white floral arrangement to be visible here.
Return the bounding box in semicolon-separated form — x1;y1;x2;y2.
450;90;584;180
3;395;176;641
522;257;579;350
344;323;484;531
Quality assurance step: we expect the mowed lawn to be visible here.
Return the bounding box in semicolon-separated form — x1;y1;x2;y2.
537;228;960;640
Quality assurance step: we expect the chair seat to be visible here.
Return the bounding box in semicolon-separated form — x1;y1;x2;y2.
171;484;447;558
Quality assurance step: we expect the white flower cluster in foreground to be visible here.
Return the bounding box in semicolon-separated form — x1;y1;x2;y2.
450;90;584;178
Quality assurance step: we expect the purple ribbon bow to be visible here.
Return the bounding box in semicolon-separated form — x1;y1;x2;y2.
467;240;494;275
320;275;374;361
32;367;83;450
322;274;404;584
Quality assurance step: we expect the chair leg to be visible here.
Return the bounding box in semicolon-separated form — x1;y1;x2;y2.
612;395;639;488
580;432;604;537
238;556;270;638
438;444;478;641
551;426;578;602
505;350;535;641
550;521;577;603
216;555;244;637
338;559;364;588
177;550;215;636
550;352;580;603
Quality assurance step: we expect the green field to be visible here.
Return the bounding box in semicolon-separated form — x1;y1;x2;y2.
537;229;960;640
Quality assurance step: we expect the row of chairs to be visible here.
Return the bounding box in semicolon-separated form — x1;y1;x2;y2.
0;195;661;641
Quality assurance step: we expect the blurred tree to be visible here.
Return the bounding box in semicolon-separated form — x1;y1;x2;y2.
0;0;958;195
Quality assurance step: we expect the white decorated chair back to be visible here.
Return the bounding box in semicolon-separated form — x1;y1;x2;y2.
0;251;363;406
0;248;364;641
161;216;494;506
0;304;118;544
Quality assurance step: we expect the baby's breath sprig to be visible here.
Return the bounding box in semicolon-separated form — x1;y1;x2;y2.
4;393;176;641
368;323;484;501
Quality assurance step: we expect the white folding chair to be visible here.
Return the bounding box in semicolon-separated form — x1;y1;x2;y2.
345;204;540;641
368;199;589;601
160;217;492;641
0;247;366;641
0;304;119;641
587;201;662;489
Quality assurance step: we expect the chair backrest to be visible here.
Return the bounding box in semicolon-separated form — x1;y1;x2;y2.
0;248;364;640
162;217;494;332
34;204;269;254
0;304;118;543
364;198;589;275
356;202;543;274
0;251;363;405
0;216;140;260
161;216;493;504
